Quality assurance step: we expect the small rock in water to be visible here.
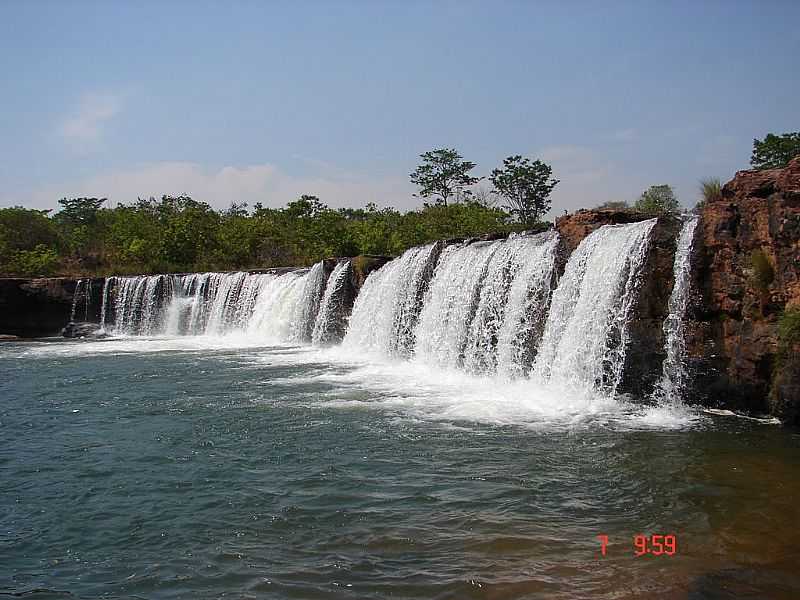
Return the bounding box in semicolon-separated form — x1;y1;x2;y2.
61;321;106;339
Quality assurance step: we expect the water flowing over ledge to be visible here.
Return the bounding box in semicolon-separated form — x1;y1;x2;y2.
106;263;327;342
84;221;683;410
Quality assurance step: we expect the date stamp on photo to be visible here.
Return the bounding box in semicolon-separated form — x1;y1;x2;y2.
597;534;677;557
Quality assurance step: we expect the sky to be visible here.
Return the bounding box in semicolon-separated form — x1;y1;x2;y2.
1;0;798;218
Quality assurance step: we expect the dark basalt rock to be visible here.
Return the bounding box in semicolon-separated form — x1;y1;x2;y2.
621;215;683;397
62;321;106;338
685;156;800;424
0;278;102;337
350;255;392;290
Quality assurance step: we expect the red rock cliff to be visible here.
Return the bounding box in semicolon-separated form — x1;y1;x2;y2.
688;156;800;423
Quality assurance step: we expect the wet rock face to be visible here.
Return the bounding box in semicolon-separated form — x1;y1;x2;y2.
350;255;392;290
687;157;800;422
0;278;103;337
621;216;683;397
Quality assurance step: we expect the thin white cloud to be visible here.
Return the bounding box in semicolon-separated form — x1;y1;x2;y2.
16;161;416;212
610;128;638;142
538;145;647;215
58;91;123;150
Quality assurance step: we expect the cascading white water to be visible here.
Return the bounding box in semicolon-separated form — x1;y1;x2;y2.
532;219;657;396
413;241;501;368
246;271;314;341
70;279;83;321
312;260;352;345
343;243;441;356
101;263;327;340
70;279;93;322
99;277;112;331
88;221;665;401
112;275;174;335
462;233;559;376
495;233;561;379
292;262;327;342
654;216;699;402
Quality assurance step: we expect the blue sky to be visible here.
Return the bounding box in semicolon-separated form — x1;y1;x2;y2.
1;0;798;216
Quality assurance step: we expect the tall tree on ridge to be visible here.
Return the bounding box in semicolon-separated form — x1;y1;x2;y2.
409;148;480;207
489;155;559;226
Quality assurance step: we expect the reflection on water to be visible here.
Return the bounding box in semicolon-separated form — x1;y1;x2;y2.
1;338;798;599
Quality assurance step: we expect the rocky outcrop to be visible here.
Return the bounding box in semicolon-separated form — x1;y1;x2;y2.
350;255;392;290
555;208;654;254
61;321;106;338
686;157;800;423
0;278;104;337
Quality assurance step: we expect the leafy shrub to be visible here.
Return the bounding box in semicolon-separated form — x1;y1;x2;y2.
699;178;722;203
777;308;800;357
634;185;680;215
3;245;60;276
750;249;775;291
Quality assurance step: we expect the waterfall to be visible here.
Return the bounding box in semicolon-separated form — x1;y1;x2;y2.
312;260;352;345
292;262;327;342
98;263;327;340
413;241;501;369
70;279;93;322
85;221;666;401
112;275;175;335
461;233;559;376
70;279;82;321
246;268;323;342
343;243;441;356
99;277;113;331
532;219;657;396
655;216;699;402
495;233;561;378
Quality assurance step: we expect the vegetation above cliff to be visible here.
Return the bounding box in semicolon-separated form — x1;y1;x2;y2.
0;195;521;277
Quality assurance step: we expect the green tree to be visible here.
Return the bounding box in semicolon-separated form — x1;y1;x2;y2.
489;155;559;225
0;207;60;253
156;195;220;268
55;197;106;226
5;245;60;276
751;132;800;170
53;197;108;258
409;148;480;206
634;185;680;215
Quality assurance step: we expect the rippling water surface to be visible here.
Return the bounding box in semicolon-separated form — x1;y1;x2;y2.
2;337;799;599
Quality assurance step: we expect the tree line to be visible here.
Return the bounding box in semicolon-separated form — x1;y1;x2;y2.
0;149;562;277
0;194;523;277
1;132;797;277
